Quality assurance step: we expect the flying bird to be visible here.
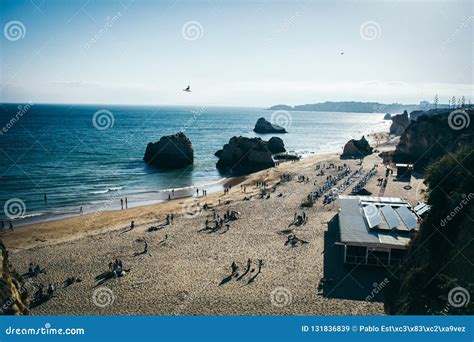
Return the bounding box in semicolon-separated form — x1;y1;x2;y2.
340;52;344;55
183;85;191;92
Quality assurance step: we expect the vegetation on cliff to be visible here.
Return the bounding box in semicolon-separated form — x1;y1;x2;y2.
384;146;474;314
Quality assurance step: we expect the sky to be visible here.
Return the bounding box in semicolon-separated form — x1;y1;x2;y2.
0;0;472;107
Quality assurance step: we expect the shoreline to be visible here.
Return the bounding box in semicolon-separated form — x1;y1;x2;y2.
2;151;338;251
2;131;428;316
2;149;345;230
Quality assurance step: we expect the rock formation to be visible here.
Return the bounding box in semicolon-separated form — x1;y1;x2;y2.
392;109;473;170
253;117;287;134
144;132;194;169
0;241;29;315
341;136;373;159
215;136;279;175
389;111;410;135
267;137;286;154
384;113;392;120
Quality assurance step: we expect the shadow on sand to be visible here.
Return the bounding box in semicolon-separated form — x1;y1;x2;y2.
322;215;389;302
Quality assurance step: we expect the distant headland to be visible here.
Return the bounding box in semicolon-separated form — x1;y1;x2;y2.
267;101;449;113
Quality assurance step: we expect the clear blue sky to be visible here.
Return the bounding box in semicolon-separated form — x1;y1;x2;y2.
0;0;472;106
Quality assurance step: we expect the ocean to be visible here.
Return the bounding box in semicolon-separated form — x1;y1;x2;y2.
0;103;390;225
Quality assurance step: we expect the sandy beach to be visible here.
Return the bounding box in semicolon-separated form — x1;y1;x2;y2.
2;134;426;315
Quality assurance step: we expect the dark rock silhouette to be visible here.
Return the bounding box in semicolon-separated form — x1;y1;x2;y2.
341;136;373;159
253;117;287;133
392;109;474;170
144;132;194;169
215;136;277;175
267;137;286;154
384;113;392;120
389;111;410;136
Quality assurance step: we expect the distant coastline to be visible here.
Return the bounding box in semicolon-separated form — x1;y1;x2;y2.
267;101;451;114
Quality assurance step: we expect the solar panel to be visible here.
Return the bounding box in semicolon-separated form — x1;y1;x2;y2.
396;206;418;230
380;206;401;229
363;204;382;228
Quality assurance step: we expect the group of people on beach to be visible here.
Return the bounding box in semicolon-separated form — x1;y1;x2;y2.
110;259;126;277
34;283;55;302
120;198;128;210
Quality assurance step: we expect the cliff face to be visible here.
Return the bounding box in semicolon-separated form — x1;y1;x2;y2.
389;111;410;135
0;241;29;315
392;109;474;170
384;147;474;315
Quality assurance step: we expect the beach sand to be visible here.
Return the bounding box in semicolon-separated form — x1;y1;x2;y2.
2;135;427;315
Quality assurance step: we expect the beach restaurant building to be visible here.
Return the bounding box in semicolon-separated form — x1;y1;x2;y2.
337;195;420;267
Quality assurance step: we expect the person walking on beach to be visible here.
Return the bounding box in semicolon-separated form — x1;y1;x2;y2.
196;188;199;197
80;207;83;215
125;197;128;209
9;221;13;231
120;198;124;210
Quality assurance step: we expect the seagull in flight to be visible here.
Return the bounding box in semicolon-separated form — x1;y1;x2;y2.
340;52;344;55
183;85;191;92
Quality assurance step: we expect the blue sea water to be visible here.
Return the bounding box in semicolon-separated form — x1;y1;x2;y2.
0;103;389;224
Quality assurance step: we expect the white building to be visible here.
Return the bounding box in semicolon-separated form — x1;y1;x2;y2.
337;195;420;267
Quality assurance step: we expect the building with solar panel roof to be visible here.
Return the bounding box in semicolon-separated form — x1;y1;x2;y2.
337;195;421;267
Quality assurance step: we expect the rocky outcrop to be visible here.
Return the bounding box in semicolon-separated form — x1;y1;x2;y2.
393;109;474;170
384;113;392;120
144;132;194;169
253;117;287;134
267;137;286;154
341;136;373;159
390;111;410;135
0;241;29;315
215;136;278;175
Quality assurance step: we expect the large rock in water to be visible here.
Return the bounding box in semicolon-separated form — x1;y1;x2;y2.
144;132;194;169
253;117;287;134
341;136;373;159
215;136;277;175
390;111;410;135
